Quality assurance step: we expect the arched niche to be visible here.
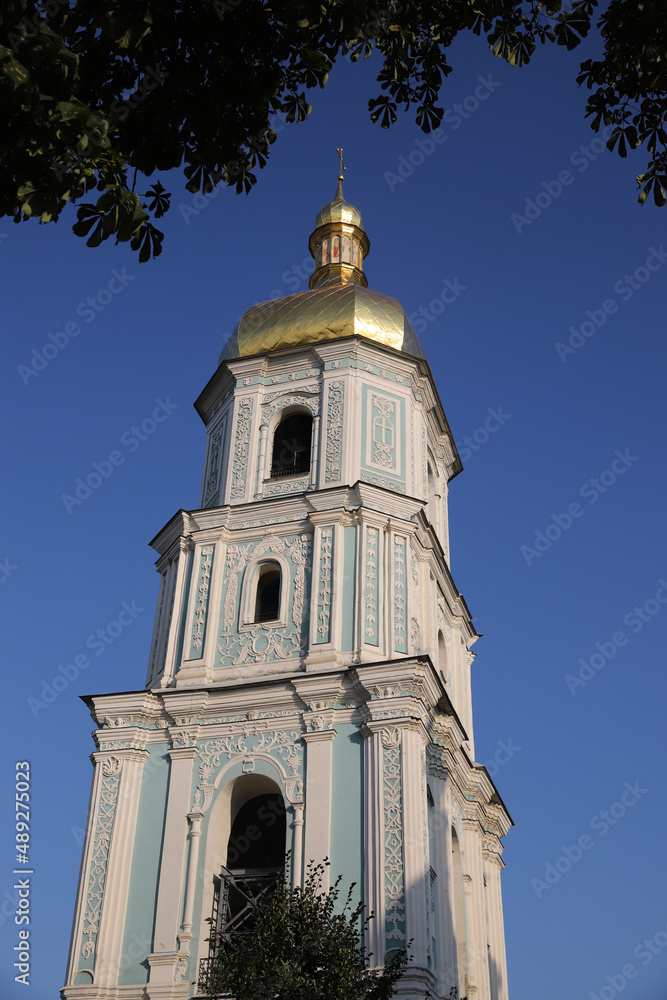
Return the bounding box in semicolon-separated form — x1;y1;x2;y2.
198;762;292;965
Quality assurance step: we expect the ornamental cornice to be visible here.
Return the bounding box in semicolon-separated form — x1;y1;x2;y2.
159;690;209;722
94;729;150;753
91;747;147;766
360;718;413;738
168;726;200;748
168;745;199;762
301;726;337;741
179;533;195;554
86;690;164;729
482;845;506;868
261;382;320;406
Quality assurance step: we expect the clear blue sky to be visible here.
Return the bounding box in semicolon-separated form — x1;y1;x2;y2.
2;21;667;1000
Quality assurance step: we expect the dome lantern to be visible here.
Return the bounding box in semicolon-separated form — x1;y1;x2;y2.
307;149;370;289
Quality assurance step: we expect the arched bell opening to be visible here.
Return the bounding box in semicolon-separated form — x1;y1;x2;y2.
200;775;287;985
269;410;313;479
219;778;286;925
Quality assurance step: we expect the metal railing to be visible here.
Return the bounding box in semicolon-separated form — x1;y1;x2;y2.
199;867;281;988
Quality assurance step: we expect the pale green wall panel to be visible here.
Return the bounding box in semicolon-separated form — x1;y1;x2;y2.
118;744;170;986
330;726;363;910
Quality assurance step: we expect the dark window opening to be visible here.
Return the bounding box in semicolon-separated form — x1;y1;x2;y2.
270;412;312;479
202;793;286;983
254;565;281;623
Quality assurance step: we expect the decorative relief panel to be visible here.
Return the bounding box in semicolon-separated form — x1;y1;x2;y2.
325;381;344;483
204;409;228;508
362;388;405;485
410;617;421;655
195;728;304;808
372;396;397;470
393;536;407;653
315;527;333;644
261;393;320;424
409;549;421;655
188;546;214;659
79;757;122;966
262;383;320;405
364;527;380;647
230;398;253;499
359;472;407;494
381;729;406;950
263;476;309;497
217;534;311;667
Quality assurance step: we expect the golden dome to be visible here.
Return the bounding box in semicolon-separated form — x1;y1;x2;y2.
313;197;364;230
219;155;425;363
219;284;425;362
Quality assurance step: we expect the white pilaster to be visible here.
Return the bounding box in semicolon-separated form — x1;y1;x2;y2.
161;537;194;688
301;729;336;888
433;771;457;997
362;724;384;968
94;749;150;989
485;855;509;1000
150;746;198;981
401;726;429;975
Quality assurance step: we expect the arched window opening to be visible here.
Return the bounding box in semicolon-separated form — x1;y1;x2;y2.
254;563;281;623
203;780;287;987
227;792;286;873
270;412;312;479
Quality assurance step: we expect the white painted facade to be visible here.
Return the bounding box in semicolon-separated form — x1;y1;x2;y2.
61;200;511;1000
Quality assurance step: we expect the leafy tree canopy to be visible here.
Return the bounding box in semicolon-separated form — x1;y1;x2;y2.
1;1;666;260
198;861;407;1000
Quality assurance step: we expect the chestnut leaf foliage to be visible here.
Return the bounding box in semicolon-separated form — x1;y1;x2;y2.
1;1;665;260
197;861;408;1000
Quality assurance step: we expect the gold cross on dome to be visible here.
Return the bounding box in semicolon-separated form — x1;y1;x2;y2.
337;147;345;181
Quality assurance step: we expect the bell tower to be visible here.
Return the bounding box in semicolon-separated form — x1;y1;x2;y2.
61;166;512;1000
